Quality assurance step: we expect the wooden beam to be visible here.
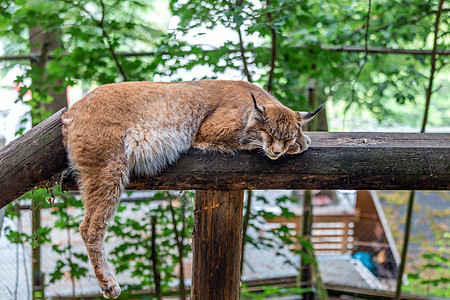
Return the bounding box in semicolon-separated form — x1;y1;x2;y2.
0;108;449;209
0;108;68;209
191;190;244;300
73;132;449;192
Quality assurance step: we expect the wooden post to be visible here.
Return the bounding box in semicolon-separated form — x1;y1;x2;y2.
191;190;244;300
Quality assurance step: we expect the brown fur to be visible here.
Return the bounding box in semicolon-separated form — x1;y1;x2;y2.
62;80;320;298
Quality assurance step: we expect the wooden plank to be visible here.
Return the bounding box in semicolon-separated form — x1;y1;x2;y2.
353;241;391;248
265;214;359;224
314;216;358;222
312;234;347;238
0;107;449;209
311;241;343;244
313;227;346;230
191;190;244;300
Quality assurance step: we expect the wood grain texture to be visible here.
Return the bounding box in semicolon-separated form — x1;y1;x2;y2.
0;108;68;208
191;190;244;300
116;132;450;191
0;107;449;208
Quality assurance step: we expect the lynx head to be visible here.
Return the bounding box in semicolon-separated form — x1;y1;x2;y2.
249;93;324;160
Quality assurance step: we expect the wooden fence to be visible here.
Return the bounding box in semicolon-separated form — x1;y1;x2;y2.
265;211;361;254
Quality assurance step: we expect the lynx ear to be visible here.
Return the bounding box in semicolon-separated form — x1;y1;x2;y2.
251;93;266;121
297;103;325;125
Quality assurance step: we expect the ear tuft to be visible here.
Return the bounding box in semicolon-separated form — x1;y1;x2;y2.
297;102;325;125
251;93;266;121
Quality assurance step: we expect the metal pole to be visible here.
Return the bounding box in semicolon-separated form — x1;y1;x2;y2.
394;190;415;300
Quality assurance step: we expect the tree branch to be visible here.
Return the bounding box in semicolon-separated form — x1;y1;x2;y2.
168;197;186;300
374;6;434;33
346;0;372;115
421;0;445;133
62;0;128;81
233;0;252;82
3;46;450;62
63;206;76;298
266;0;276;92
99;0;105;27
237;27;252;82
150;216;162;299
100;28;128;81
240;190;252;274
395;2;445;298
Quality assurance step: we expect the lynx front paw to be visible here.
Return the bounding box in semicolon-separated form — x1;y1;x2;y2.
302;135;312;151
286;135;311;154
101;281;121;299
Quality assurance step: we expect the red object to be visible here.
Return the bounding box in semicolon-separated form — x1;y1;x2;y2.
13;84;32;99
313;195;332;206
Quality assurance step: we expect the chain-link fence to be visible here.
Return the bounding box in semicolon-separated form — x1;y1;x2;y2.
0;216;32;299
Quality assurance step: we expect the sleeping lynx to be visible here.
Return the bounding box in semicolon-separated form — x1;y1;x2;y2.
62;80;323;298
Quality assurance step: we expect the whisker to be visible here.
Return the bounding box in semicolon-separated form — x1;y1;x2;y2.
247;140;265;147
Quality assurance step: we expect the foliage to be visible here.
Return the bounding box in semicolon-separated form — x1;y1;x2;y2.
243;193;328;298
405;232;450;297
107;191;194;295
1;0;163;124
1;0;448;126
47;193;89;286
378;191;450;297
240;283;312;300
5;186;88;294
4;188;195;297
1;0;449;298
166;0;449;124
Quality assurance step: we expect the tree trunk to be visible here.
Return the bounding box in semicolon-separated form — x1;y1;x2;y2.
150;216;162;300
29;25;67;300
29;26;67;115
300;190;314;299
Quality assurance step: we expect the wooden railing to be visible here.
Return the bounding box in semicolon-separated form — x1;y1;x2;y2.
0;108;449;299
264;211;360;254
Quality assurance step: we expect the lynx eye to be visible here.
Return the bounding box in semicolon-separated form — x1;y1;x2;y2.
261;132;273;143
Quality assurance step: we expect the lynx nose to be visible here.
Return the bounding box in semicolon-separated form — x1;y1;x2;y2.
272;141;283;156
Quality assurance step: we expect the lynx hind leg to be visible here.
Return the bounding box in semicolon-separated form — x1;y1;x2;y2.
286;134;312;154
78;160;128;299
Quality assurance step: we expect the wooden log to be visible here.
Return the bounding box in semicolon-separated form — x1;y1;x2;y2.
191;190;244;300
0;107;449;208
0;108;68;208
71;132;449;192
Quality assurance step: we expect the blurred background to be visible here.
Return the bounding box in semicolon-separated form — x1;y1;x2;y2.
0;0;448;299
